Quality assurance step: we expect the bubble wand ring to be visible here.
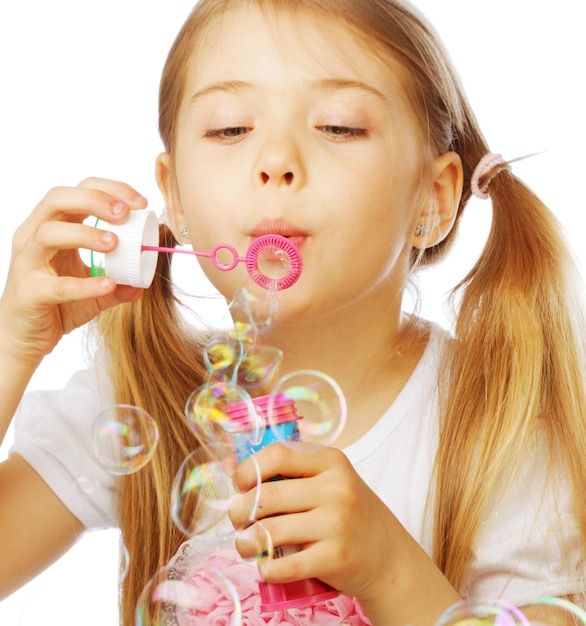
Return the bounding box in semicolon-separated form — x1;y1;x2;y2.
245;235;302;290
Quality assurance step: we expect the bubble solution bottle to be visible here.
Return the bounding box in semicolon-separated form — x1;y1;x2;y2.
226;393;339;613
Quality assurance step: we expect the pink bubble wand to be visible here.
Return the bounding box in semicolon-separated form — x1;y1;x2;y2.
142;234;302;291
91;212;302;290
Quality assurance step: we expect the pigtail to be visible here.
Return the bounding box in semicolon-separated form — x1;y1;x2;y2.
433;168;586;593
97;224;209;625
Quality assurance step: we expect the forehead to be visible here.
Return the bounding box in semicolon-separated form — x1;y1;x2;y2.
184;4;412;99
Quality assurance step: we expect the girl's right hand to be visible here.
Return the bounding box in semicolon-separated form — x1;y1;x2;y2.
0;177;147;369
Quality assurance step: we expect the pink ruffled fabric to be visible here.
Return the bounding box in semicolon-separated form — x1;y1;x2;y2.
174;547;371;626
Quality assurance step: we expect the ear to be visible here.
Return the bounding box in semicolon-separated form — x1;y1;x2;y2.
155;152;189;243
409;151;463;249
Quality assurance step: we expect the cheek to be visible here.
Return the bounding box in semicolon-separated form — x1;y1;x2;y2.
174;164;232;235
178;167;251;233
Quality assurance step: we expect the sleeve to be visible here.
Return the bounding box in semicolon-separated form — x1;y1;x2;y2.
464;438;583;605
9;367;118;530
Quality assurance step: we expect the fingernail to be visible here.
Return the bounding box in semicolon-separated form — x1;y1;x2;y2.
101;231;114;243
112;202;125;215
237;528;256;546
237;528;263;558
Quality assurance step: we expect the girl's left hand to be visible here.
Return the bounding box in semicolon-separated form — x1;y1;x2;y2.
228;442;460;624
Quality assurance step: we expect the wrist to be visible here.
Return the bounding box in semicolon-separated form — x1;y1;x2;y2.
358;538;461;626
0;324;44;443
0;316;44;391
0;303;51;371
0;329;44;373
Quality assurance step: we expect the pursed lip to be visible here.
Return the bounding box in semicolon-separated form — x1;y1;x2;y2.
248;218;309;249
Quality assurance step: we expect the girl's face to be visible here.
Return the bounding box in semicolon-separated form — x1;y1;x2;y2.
158;5;451;323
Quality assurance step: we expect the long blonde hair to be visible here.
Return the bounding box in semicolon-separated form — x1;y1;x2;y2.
97;1;586;622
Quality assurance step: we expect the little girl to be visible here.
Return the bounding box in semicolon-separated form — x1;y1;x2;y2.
1;1;585;625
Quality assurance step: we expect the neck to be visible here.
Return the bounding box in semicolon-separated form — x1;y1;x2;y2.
258;287;430;447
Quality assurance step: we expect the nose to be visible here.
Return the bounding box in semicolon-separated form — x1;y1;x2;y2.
254;134;304;188
260;170;294;185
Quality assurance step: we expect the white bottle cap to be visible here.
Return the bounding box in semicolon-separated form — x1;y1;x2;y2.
96;210;159;288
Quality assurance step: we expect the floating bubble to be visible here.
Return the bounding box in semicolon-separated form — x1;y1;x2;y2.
268;370;347;448
184;382;264;450
136;562;242;626
92;405;159;475
239;455;264;524
237;345;283;392
436;598;530;626
229;287;279;343
119;534;130;583
203;335;244;383
231;319;258;346
185;383;236;438
246;518;276;563
226;394;301;463
520;597;586;626
171;445;238;537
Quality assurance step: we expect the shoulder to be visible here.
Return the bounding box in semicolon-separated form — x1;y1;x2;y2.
399;317;451;393
14;365;111;430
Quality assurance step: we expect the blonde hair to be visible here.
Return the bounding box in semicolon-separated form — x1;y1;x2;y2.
97;1;586;622
98;226;209;625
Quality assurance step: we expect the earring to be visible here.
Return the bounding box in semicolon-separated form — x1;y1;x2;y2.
415;224;429;238
180;227;190;240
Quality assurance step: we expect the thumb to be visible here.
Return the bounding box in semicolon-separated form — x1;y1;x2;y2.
112;285;144;303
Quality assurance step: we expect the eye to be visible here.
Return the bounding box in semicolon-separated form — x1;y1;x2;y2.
204;127;252;143
318;125;369;141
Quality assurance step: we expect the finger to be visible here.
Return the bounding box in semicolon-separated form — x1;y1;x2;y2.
230;475;320;529
110;284;144;303
235;511;320;561
58;283;143;335
36;186;136;223
233;443;339;492
244;517;327;585
258;541;321;585
77;176;148;209
18;221;119;268
30;274;119;306
12;189;128;254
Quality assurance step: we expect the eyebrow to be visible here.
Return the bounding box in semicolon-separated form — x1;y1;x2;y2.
189;78;389;105
190;80;252;104
311;78;389;104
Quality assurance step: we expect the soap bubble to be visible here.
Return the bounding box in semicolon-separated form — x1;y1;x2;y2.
203;336;244;383
268;370;347;448
520;597;586;626
237;345;283;391
185;383;251;442
119;534;130;583
202;337;282;391
92;405;159;475
436;599;530;626
171;445;238;537
229;287;278;343
136;562;242;626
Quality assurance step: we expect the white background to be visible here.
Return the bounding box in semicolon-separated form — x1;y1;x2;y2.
1;1;585;623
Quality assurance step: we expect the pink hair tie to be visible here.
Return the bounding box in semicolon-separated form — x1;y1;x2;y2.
471;153;511;200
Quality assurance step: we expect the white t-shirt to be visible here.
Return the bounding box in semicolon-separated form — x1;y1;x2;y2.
10;322;583;605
